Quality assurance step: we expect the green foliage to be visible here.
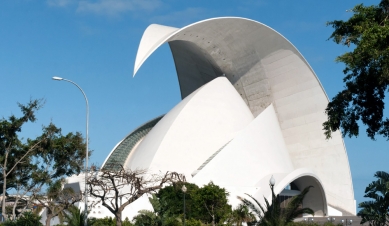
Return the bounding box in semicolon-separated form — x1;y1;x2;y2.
59;206;87;226
34;179;82;226
122;217;134;226
88;217;115;226
132;182;232;225
132;206;183;226
0;99;43;193
0;99;87;188
133;210;160;226
240;185;314;226
2;212;43;226
0;99;87;220
155;182;198;220
358;171;389;225
161;216;181;226
190;181;231;225
324;0;389;139
135;182;199;225
87;217;133;226
228;204;255;225
185;218;202;226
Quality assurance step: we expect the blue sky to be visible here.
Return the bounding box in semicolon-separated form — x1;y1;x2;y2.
0;0;386;209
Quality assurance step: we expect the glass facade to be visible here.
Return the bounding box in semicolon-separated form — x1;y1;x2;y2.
103;115;164;170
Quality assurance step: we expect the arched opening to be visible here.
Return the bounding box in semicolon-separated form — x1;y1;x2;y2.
283;176;327;217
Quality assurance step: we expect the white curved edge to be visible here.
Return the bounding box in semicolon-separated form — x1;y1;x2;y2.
100;115;165;168
275;168;326;196
275;168;328;215
262;168;328;216
134;24;179;76
133;17;330;101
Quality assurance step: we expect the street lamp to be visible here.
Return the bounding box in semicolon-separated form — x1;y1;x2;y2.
52;76;89;226
269;175;276;206
182;185;187;226
269;175;275;188
341;219;353;225
304;218;314;224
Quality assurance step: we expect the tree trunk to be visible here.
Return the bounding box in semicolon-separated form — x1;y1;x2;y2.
2;169;7;221
12;197;19;220
45;212;52;226
115;211;122;226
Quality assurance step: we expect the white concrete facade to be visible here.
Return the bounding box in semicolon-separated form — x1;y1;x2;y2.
65;17;356;221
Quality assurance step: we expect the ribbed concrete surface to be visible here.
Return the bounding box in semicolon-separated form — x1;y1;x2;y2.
133;17;355;214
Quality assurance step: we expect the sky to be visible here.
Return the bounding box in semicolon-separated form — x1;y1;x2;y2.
0;0;387;210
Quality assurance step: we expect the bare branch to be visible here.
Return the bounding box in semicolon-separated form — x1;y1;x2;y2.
86;163;185;225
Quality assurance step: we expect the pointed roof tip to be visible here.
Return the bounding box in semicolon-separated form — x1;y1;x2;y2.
133;24;179;78
133;67;139;77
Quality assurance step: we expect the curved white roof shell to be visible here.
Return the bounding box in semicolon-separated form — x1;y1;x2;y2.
99;17;355;217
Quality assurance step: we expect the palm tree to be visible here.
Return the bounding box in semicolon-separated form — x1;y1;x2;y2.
228;204;256;225
132;210;160;226
358;171;389;226
61;206;86;226
239;184;314;226
33;179;82;226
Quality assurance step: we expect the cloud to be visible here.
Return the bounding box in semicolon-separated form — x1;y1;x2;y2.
76;0;162;16
47;0;74;7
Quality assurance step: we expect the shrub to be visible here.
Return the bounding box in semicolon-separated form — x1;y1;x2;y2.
2;212;43;226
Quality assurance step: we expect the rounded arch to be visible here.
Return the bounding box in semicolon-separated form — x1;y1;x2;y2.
133;17;328;115
274;168;328;217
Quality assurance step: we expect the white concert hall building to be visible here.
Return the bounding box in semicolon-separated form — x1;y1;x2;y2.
60;17;356;223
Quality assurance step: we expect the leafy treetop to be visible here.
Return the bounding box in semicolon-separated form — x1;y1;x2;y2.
324;0;389;140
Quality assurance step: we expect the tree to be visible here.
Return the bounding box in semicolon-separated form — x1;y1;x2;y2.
134;182;223;225
33;179;83;226
0;99;43;219
239;184;314;226
57;205;98;226
60;205;86;226
228;204;256;226
10;162;41;218
0;100;87;220
358;171;389;226
136;182;234;225
132;210;161;226
11;123;86;220
191;182;231;225
154;182;198;221
324;0;389;140
87;163;185;226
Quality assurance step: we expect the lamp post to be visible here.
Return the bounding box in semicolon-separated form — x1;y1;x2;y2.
269;175;275;206
182;185;187;226
52;76;89;226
